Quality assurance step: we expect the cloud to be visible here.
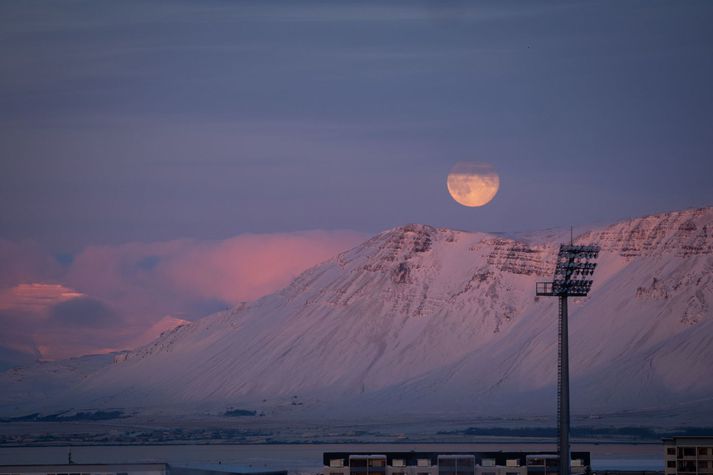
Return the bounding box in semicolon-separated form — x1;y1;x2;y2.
0;240;63;287
0;230;365;362
155;230;365;305
0;283;122;360
0;283;83;312
49;297;117;328
0;283;87;360
62;230;365;325
35;297;132;360
0;309;43;359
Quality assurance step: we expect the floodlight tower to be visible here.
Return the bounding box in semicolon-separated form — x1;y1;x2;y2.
536;243;599;475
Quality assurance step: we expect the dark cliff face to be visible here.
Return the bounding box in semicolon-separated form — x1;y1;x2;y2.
372;209;713;280
484;238;551;276
578;207;713;258
351;223;551;279
361;224;437;271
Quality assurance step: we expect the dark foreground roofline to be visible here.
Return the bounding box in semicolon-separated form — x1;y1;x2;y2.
323;451;591;467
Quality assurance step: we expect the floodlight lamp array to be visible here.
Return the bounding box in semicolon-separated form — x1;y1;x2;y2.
554;261;597;277
536;244;600;297
552;279;594;297
558;244;600;259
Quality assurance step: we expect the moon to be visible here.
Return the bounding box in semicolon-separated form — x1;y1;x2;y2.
446;162;500;207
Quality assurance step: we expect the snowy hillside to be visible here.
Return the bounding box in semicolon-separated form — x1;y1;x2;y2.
1;207;711;421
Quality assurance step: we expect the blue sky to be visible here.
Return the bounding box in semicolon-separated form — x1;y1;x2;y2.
1;0;712;251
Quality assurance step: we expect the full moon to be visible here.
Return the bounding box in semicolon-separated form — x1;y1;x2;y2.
446;162;500;207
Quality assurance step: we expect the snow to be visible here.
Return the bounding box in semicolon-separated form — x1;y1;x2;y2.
1;207;711;424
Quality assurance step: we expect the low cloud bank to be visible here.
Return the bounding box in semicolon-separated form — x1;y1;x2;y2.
0;230;365;361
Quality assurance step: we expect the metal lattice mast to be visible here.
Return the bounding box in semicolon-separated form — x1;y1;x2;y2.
536;243;599;475
558;294;569;475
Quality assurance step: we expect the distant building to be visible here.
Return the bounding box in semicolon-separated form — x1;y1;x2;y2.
664;437;713;475
323;451;591;475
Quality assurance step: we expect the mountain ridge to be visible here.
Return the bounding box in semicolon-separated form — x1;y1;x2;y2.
1;207;711;422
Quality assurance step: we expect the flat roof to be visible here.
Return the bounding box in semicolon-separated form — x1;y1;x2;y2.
663;436;713;444
324;451;591;466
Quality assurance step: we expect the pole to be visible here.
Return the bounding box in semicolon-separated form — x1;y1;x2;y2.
538;244;599;475
558;295;570;475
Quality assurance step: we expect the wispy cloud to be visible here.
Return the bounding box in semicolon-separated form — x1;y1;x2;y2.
0;283;83;312
0;230;365;361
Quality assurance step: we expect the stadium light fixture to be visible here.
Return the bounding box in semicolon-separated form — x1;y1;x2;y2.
536;243;600;475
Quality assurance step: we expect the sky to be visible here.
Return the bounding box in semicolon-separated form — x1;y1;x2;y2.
0;0;712;363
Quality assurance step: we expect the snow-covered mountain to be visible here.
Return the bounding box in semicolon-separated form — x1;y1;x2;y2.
1;207;712;421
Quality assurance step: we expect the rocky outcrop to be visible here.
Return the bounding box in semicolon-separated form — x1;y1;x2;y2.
578;207;713;257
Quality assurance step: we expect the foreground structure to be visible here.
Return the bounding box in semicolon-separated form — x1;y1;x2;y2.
537;243;600;475
323;451;591;475
664;437;713;475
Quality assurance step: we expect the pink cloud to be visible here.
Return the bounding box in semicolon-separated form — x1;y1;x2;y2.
156;231;364;305
0;283;89;359
0;230;365;362
0;283;84;312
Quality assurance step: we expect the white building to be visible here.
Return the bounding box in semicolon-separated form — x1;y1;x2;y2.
323;451;590;475
664;437;713;475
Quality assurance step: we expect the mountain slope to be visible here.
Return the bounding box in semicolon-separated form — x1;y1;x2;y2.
1;207;711;421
